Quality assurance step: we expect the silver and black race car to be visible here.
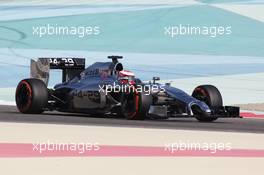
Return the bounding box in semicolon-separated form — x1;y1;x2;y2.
15;56;240;122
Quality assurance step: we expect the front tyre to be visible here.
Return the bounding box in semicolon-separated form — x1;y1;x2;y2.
192;85;223;122
16;78;48;114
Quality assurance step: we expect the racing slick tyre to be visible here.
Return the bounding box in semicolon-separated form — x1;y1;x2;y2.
121;87;152;120
192;85;223;122
15;78;48;114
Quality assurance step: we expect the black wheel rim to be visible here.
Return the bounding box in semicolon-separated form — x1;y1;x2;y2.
193;88;211;106
122;92;136;116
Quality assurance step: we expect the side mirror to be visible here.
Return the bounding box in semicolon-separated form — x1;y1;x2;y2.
152;77;160;84
165;82;171;86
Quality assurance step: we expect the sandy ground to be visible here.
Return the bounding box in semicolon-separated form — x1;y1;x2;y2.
212;4;264;23
1;122;264;148
0;157;263;175
0;122;263;175
237;103;264;112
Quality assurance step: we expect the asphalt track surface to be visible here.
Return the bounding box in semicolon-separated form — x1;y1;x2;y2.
0;105;263;133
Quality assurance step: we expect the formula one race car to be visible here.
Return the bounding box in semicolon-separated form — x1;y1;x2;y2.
15;56;240;122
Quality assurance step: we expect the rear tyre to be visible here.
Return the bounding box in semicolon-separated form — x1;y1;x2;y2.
15;78;48;114
192;85;222;122
121;87;152;120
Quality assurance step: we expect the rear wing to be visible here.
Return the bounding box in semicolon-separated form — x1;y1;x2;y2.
30;58;85;85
